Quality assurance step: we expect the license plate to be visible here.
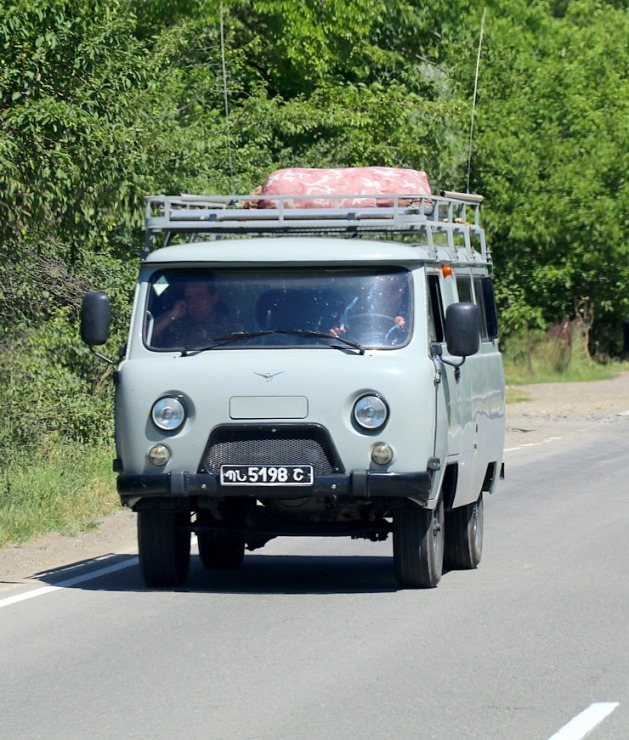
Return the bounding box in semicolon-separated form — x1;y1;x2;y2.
220;464;314;486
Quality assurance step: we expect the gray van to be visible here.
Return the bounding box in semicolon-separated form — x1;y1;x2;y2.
81;191;505;589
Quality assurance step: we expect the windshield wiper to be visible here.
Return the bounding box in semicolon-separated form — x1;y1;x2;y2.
180;330;274;355
179;329;364;355
273;328;365;354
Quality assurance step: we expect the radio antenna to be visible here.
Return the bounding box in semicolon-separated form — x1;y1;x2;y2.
466;7;487;193
220;3;235;193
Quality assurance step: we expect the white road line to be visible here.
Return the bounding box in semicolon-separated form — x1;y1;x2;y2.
505;436;562;453
0;535;199;609
548;702;619;740
0;557;139;609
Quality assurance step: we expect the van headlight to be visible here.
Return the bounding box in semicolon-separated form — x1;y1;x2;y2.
151;396;186;432
353;394;388;431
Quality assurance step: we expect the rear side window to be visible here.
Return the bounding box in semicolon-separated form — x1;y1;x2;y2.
455;271;499;342
473;275;499;341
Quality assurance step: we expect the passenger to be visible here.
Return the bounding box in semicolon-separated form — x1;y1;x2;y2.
152;281;235;347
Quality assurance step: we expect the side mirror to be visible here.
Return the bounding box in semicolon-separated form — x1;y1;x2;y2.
81;291;111;346
445;302;480;357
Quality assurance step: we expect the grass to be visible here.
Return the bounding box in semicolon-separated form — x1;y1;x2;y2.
504;361;622;403
505;386;531;404
503;334;629;403
504;358;622;386
0;443;119;548
502;327;629;386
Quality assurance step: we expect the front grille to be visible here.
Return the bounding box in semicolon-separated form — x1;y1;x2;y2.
202;425;342;475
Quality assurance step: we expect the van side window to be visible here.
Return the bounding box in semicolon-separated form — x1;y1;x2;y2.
427;274;445;342
476;276;499;340
471;276;488;340
456;275;473;303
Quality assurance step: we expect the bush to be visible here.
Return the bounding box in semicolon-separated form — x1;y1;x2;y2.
502;322;618;385
0;307;115;464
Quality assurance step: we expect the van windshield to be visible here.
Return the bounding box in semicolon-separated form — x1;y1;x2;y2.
145;267;412;351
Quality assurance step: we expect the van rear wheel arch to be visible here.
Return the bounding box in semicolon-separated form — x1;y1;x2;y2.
445;493;484;569
440;463;459;511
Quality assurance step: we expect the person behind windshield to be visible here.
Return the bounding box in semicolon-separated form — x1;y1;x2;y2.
152;281;235;347
369;274;409;340
332;273;410;346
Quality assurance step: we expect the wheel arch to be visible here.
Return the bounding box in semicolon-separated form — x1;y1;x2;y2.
441;463;459;512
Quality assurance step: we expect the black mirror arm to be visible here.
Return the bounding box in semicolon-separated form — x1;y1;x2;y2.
430;342;466;381
89;345;116;365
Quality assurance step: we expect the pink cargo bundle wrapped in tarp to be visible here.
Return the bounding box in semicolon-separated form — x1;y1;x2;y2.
258;167;431;209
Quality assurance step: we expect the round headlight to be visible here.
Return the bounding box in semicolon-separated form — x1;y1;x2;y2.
353;394;388;431
151;396;186;432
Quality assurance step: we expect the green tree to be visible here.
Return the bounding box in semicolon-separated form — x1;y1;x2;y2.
470;0;629;352
5;0;627;465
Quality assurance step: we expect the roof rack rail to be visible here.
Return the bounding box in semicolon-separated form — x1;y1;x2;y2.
143;192;487;261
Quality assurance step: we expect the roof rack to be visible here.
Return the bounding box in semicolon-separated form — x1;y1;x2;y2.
143;191;488;261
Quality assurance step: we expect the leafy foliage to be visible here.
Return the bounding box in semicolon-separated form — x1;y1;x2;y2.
471;0;629;352
0;0;628;466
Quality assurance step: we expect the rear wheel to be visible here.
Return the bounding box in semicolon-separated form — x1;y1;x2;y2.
198;532;245;570
137;511;191;588
445;494;484;569
393;500;444;588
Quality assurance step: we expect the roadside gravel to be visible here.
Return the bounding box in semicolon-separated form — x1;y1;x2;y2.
505;371;629;446
2;372;629;589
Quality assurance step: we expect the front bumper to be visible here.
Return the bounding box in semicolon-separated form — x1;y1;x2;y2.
118;469;433;510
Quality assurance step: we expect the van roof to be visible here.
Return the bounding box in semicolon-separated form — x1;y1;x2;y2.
143;236;489;268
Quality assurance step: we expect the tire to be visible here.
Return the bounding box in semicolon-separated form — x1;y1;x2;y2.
198;532;245;570
445;493;484;570
393;499;444;588
137;510;191;588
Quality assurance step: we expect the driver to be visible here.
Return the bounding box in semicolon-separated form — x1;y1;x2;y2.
368;274;408;337
152;281;235;347
332;273;410;346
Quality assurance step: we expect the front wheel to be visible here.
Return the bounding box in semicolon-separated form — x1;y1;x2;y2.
137;511;191;588
445;494;484;569
393;500;444;588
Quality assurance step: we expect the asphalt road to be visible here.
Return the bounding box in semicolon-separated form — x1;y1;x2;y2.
0;419;627;739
